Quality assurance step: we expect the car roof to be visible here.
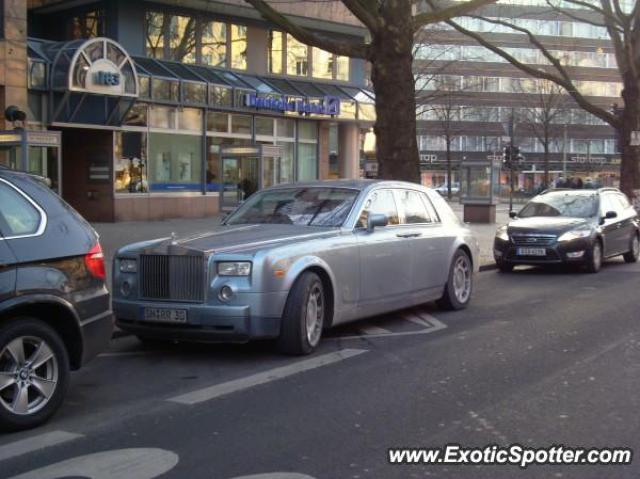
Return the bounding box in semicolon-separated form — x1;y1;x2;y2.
540;187;622;195
265;179;427;192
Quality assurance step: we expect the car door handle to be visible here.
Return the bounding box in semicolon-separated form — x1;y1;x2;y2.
396;232;422;238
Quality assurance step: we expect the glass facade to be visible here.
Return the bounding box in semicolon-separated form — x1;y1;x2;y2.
148;133;202;191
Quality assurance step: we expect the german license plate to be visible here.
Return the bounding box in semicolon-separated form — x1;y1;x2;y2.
517;247;546;256
142;308;187;324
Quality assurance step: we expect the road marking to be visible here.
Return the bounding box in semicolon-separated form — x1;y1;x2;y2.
168;349;368;405
359;324;391;335
7;448;178;479
329;312;447;340
0;430;83;462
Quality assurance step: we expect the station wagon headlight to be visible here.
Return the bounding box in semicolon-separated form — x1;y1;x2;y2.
558;228;592;242
217;261;252;276
496;226;509;242
119;258;137;273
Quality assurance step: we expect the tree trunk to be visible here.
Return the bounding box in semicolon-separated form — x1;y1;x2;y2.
620;83;640;208
543;137;550;189
370;0;420;183
446;136;452;199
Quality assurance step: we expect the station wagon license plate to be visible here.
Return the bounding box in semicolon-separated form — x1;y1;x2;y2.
142;307;187;324
517;247;546;256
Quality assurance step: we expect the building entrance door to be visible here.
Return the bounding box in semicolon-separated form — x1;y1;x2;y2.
220;145;283;210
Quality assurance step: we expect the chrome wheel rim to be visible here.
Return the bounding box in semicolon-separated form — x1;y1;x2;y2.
305;284;323;346
593;243;602;270
0;336;58;416
452;255;472;304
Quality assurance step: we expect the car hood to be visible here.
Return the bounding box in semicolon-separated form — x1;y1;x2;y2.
508;216;593;235
121;224;340;256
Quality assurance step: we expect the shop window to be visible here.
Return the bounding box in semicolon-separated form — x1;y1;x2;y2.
298;143;318;181
277;118;295;138
231;24;247;70
269;31;284;74
148;132;202;191
209;85;232;107
336;55;350;81
183;82;207;104
149;106;176;129
151;78;179;102
177;108;203;132
123;103;148;127
68;9;104;40
207;112;229;132
115;132;148;194
276;141;295;184
298;121;317;141
256;117;275;136
312;48;333;80
231;114;252;134
287;34;308;76
202;21;227;67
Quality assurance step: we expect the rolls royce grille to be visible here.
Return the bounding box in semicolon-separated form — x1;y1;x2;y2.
139;255;205;302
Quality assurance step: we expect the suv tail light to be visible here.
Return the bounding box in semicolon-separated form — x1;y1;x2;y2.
85;243;106;280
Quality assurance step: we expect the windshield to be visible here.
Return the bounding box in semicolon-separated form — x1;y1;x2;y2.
226;187;360;227
518;193;598;219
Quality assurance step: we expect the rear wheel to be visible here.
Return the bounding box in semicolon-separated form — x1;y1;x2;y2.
0;318;69;432
584;240;603;274
437;249;473;311
623;233;639;263
277;272;325;355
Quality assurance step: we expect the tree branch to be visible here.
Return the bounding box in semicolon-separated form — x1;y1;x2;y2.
243;0;370;58
413;0;497;31
340;0;381;32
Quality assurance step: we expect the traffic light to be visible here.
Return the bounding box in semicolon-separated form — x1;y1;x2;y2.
503;145;520;169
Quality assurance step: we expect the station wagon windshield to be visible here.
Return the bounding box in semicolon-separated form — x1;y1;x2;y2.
226;187;359;227
519;193;598;219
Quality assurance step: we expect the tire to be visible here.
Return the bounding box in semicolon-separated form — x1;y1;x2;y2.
277;272;325;355
496;260;514;273
584;240;603;274
623;233;639;263
437;249;473;311
0;317;70;432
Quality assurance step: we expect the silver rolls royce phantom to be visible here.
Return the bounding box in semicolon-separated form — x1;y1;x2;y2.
112;180;479;355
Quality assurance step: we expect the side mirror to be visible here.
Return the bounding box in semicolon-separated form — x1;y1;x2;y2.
367;213;389;232
605;210;618;220
509;211;517;219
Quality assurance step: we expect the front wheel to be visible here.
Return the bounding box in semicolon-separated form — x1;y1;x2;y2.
437;249;473;311
623;233;639;263
496;260;514;273
277;272;325;355
0;318;70;432
584;240;603;274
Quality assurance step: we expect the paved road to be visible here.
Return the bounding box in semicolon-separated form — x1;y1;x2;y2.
1;259;639;478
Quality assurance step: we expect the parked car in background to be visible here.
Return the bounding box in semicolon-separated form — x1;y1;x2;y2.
0;169;113;431
435;182;460;197
113;180;479;355
494;188;639;273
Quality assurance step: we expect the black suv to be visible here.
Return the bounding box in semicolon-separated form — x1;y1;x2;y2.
0;169;112;431
494;188;639;273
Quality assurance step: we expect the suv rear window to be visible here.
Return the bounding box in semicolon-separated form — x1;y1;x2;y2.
0;180;42;237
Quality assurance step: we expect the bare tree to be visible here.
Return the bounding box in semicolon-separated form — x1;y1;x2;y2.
430;0;640;203
243;0;496;182
511;79;571;188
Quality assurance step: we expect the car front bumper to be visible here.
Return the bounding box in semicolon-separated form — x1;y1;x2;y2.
113;292;288;343
493;237;595;265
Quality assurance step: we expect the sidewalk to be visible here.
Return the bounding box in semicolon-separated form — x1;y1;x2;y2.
93;203;505;282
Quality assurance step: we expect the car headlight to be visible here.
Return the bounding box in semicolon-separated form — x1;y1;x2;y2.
557;228;592;242
217;261;252;276
119;258;137;273
495;225;509;242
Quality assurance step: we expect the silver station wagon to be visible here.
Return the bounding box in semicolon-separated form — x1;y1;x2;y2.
113;180;479;354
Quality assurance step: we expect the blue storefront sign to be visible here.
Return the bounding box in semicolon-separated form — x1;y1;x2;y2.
245;93;340;116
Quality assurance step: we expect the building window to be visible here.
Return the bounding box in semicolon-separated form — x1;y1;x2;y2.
268;31;284;74
230;24;247;70
148;133;202;191
312;48;333;80
168;15;197;63
202;21;227;67
287;34;309;76
69;9;105;39
336;55;350;81
115;132;148;194
145;11;166;59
